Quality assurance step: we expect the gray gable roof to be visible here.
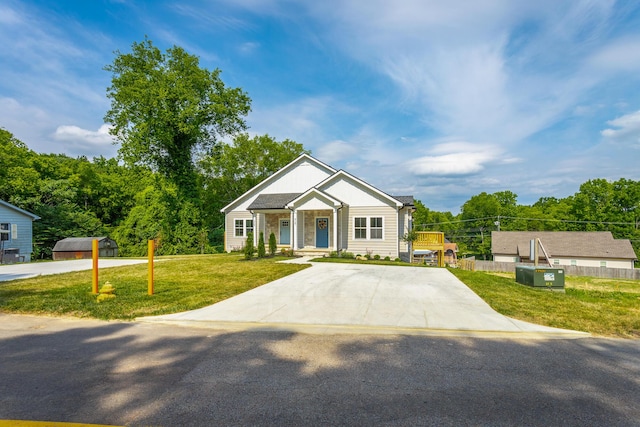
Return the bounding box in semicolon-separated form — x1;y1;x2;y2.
52;237;116;252
491;231;636;260
247;193;302;210
393;196;415;207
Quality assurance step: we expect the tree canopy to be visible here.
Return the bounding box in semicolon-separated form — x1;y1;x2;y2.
104;38;251;197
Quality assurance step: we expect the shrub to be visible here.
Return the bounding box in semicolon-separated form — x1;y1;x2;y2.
329;251;340;258
374;254;381;260
269;232;277;256
257;232;266;258
244;232;254;260
394;258;401;262
384;256;390;261
341;251;355;259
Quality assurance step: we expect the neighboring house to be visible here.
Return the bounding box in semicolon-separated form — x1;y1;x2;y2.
444;240;459;265
221;154;415;259
52;237;119;260
492;231;637;269
0;199;40;263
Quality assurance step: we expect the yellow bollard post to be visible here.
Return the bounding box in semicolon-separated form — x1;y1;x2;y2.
148;239;154;295
92;239;99;294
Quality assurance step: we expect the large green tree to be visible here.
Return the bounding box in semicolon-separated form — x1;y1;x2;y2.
104;38;252;198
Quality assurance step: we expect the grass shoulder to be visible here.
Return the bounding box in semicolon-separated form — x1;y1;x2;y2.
0;253;308;321
449;268;640;338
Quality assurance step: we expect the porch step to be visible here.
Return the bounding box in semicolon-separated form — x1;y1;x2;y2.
294;249;331;258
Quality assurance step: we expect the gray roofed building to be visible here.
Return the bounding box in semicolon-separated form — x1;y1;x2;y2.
52;237;118;260
492;231;636;269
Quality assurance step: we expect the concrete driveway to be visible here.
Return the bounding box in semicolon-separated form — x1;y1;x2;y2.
140;259;587;337
0;258;148;282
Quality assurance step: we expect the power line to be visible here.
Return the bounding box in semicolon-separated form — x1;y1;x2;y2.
417;216;638;227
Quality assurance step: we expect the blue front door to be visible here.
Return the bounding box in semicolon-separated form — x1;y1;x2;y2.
316;218;329;248
280;219;290;245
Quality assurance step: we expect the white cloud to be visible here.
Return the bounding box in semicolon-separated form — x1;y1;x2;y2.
601;110;640;146
53;124;114;145
316;140;358;163
406;143;500;177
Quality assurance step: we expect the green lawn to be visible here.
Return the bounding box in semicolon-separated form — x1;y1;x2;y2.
449;269;640;338
0;254;308;320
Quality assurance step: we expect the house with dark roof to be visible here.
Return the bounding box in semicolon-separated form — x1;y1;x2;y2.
52;237;118;260
221;154;415;258
492;231;637;269
0;199;40;263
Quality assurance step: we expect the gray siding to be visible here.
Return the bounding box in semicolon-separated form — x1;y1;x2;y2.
0;204;35;262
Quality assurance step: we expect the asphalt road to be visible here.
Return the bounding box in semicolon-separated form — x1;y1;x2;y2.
1;314;639;426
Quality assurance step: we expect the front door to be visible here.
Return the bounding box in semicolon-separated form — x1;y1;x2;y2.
316;217;329;248
279;219;290;245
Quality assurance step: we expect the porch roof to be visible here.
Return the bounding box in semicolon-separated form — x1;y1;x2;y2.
247;193;301;210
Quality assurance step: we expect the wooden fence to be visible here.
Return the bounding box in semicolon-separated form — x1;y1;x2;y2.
462;259;640;280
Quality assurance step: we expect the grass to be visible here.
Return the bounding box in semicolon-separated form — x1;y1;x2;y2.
0;253;308;320
449;269;640;338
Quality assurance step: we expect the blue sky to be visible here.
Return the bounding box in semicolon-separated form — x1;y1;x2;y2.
1;0;640;213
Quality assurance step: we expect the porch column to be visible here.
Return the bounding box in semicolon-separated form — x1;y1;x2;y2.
333;208;338;251
253;212;257;246
291;209;296;249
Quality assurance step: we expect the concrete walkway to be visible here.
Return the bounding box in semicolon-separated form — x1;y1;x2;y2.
140;260;588;338
0;258;148;282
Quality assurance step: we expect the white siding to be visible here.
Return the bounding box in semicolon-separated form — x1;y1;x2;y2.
321;177;390;207
398;207;411;253
346;206;398;258
225;211;253;252
295;194;335;210
495;255;635;269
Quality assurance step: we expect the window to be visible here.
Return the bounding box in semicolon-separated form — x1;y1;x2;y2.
354;217;367;239
235;219;253;237
600;261;607;268
353;217;383;240
553;259;560;265
235;220;244;237
370;217;383;239
570;260;577;266
0;223;9;242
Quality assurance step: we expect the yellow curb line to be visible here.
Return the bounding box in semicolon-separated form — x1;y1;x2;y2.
0;422;122;427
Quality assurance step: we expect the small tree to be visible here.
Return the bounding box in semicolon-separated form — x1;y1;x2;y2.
269;232;277;256
401;229;419;263
244;232;254;260
257;232;266;258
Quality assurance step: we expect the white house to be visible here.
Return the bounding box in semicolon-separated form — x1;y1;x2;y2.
220;154;415;259
492;231;637;269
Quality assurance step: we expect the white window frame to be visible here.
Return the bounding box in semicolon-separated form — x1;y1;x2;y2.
352;216;384;240
0;223;9;242
354;217;367;240
234;219;244;237
370;217;383;240
234;219;254;237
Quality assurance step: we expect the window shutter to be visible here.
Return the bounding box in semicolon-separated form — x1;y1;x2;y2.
11;224;17;240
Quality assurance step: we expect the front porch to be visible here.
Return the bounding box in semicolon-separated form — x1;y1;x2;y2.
251;208;341;254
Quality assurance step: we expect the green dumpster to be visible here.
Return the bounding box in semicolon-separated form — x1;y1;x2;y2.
515;265;565;290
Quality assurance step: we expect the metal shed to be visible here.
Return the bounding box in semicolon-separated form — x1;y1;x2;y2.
52;237;118;260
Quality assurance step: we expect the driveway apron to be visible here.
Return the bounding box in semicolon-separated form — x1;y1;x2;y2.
140;261;587;337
